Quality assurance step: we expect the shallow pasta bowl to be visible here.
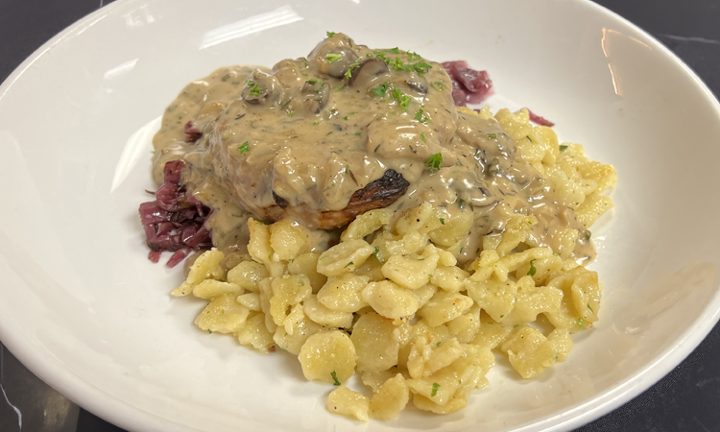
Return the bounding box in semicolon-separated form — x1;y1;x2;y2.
1;0;719;431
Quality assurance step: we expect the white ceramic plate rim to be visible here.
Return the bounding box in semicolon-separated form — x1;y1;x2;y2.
1;1;719;431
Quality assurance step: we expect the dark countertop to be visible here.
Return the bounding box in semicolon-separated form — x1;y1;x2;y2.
1;0;719;431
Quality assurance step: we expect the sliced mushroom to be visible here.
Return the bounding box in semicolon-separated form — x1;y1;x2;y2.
317;47;360;79
299;79;330;114
241;70;283;105
349;58;390;89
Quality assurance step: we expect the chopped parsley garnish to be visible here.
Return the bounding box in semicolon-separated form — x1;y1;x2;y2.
325;53;343;63
500;315;504;318
373;246;383;264
428;274;433;281
527;259;537;276
431;382;440;397
312;121;319;126
559;145;568;151
307;78;318;84
420;132;426;143
425;153;442;172
247;81;263;97
344;261;354;268
288;110;295;117
414;108;428;123
577;318;585;328
588;304;594;313
370;82;390;97
343;116;349;120
386;47;401;54
392;87;412;111
326;31;336;38
584;230;592;240
431;81;445;91
439;218;445;225
355;132;361;136
208;329;213;334
238;141;249;154
487;133;497;139
526;136;533;143
344;58;363;79
335;84;346;91
407;51;422;61
458;198;467;209
436;342;441;347
331;370;341;386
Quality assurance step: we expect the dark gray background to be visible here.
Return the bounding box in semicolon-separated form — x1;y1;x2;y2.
1;0;719;431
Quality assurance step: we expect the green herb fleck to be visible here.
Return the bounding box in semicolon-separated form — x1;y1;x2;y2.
577;318;585;328
436;342;441;347
526;136;533;143
344;58;363;79
335;84;346;91
421;132;427;143
527;259;537;276
343;116;349;120
312;121;319;126
414;108;428;123
386;47;401;54
392;87;412;111
487;133;497;139
325;53;343;63
326;31;336;38
355;131;362;136
458;198;467;210
425;153;442;172
431;81;445;91
559;145;568;151
288;111;295;117
584;230;592;241
344;261;354;268
247;81;263;97
238;141;249;154
431;382;440;397
407;51;422;61
439;218;445;225
459;246;465;254
370;82;390;97
373;246;383;264
331;370;341;386
208;329;213;334
588;304;594;313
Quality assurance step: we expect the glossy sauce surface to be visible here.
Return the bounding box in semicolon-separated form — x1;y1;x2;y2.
151;34;593;263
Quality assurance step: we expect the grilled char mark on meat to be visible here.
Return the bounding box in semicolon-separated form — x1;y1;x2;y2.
267;169;409;229
319;169;409;229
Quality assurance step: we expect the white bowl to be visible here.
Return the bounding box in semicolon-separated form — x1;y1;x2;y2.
1;0;719;431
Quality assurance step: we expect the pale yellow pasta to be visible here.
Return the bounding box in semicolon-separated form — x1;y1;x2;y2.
226;260;268;292
192;279;242;299
269;274;312;326
327;386;370;422
237;312;275;353
298;330;356;384
173;248;224;296
269;219;306;261
500;326;573;379
236;292;261;312
381;244;439;289
169;106;615;422
362;281;419;320
316;273;370;313
247;218;273;265
288;252;326;292
273;314;324;355
340;208;393;242
351;312;401;373
369;374;410;421
195;294;250;334
317;239;374;277
417;291;474;328
303;295;354;328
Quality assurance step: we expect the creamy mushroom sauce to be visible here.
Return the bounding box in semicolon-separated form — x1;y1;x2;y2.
151;33;593;264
